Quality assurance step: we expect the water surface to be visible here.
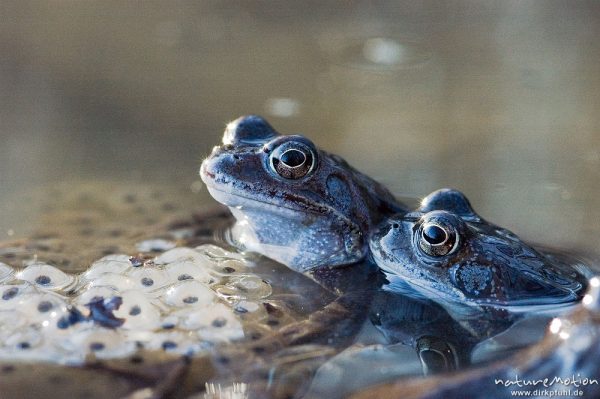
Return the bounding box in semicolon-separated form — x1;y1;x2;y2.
0;1;599;398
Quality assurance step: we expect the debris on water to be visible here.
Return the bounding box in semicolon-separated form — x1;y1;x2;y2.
56;306;87;329
129;256;144;267
85;296;125;329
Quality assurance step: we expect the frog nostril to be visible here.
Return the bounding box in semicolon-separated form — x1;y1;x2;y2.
232;154;240;160
392;223;400;229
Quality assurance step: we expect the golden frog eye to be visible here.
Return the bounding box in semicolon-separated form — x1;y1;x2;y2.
269;141;315;179
417;216;460;257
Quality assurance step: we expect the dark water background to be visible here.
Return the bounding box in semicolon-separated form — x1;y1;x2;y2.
1;1;599;257
0;1;600;260
1;1;599;254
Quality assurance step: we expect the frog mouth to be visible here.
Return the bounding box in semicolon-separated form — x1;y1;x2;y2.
204;184;320;218
200;154;330;216
201;164;358;233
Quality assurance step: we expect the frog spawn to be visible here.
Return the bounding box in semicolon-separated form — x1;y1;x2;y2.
0;245;273;364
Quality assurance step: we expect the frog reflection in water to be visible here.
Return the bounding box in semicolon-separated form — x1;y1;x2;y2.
370;188;589;312
201;115;405;272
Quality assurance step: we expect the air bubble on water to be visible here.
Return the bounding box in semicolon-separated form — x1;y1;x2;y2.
84;256;132;280
17;263;76;290
264;97;300;118
324;36;431;71
163;280;217;308
135;239;177;253
362;38;405;66
0;263;14;283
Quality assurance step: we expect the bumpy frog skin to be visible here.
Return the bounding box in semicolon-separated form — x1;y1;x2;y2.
370;188;589;308
201;115;404;272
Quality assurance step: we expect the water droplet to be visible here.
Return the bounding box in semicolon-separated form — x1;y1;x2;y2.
325;36;431;71
363;38;405;66
264;97;300;118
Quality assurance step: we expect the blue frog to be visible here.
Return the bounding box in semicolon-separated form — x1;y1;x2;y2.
369;188;589;311
201;115;405;272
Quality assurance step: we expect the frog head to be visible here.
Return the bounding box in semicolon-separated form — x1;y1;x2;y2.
370;189;587;308
201;115;403;272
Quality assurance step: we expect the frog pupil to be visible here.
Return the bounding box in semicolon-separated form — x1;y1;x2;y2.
280;149;306;167
270;143;315;179
422;225;447;245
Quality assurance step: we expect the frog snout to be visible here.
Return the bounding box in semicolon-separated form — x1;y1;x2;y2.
199;157;216;181
200;152;229;181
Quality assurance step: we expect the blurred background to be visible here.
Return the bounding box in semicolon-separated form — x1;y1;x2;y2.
0;1;599;254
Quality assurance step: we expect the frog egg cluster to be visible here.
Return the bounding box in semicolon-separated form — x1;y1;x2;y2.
0;245;272;364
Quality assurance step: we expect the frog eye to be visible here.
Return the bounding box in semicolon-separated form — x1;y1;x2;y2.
417;212;461;257
269;141;316;180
